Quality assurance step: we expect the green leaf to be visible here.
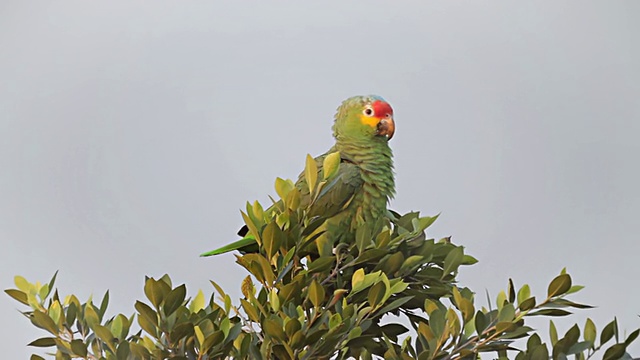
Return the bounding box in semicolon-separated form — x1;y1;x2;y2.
49;300;62;324
355;225;372;254
527;333;542;349
111;314;129;340
565;285;585;295
475;311;487;335
550;320;558;346
240;254;275;285
350;268;374;295
241;299;260;323
263;221;284;259
498;303;515;322
519;297;536;311
501;326;534;339
5;289;28;305
517;284;531;306
550;298;594;309
14;275;30;292
507;279;516;303
163;284;186;316
158;274;172;288
308;280;325;308
275;177;294;200
220;317;230;338
458;298;475;323
625;328;639;346
495;321;517;334
601;319;617;346
388;280;408;295
529;344;549;360
189;290;205;313
31;310;58;334
135;301;158;328
496;291;507;310
263;318;286;341
94;324;116;352
381;252;405;275
116;341;131;359
241;210;261;245
375;296;414;316
99;290;109;318
602;343;626;360
84;304;100;329
528;309;572;317
429;309;446;338
69;339;88;357
306;256;335;273
305;154;318;193
547;274;572;298
28;337;56;347
381;323;410;338
367;281;387;308
285;318;301;338
564;324;581;347
567;341;591;356
144;278;170;310
322;151;341;180
194;325;205;346
452;286;463;307
329;313;342;329
399;255;425;274
240;276;255;300
441;247;464;279
462;255;479;265
210;280;227;298
269;288;280;312
354;249;388;265
584;318;596;345
225;322;243;344
252;200;264;224
417;214;439;231
348;326;362;340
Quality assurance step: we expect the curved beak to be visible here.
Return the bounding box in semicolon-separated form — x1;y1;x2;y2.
376;117;395;140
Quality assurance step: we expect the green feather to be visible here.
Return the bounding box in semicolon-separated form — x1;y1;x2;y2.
200;235;257;257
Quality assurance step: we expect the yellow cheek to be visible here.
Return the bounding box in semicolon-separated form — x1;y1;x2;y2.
359;114;380;128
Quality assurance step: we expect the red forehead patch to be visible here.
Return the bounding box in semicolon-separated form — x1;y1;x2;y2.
372;100;393;117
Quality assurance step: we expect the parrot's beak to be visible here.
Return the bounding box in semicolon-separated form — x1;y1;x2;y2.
376;117;395;140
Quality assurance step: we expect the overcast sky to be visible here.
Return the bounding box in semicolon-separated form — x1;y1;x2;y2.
1;1;639;358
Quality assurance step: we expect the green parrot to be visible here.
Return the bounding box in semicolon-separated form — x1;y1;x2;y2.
201;95;396;256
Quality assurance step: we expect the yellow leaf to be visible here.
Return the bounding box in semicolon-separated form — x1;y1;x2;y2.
189;290;205;313
322;152;341;180
304;154;318;193
14;275;30;292
351;269;365;291
194;325;205;346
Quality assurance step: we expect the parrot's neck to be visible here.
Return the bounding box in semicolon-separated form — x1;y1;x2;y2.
335;136;395;223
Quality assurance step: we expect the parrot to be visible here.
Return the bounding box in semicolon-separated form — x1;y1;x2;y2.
201;95;396;256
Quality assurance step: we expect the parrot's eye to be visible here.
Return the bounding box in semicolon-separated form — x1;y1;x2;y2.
363;107;374;117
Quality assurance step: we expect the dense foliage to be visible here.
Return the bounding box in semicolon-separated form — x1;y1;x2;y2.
6;156;638;359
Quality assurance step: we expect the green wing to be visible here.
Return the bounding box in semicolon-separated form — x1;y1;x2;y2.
201;152;363;257
296;153;363;219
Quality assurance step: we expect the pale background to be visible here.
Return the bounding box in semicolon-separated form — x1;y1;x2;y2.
1;1;639;358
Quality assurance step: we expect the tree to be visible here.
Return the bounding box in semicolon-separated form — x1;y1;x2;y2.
5;157;638;359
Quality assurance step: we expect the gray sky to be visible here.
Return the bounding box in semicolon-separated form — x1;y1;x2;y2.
1;1;639;358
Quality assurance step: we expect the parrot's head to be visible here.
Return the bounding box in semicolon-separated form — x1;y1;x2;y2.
332;95;395;142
